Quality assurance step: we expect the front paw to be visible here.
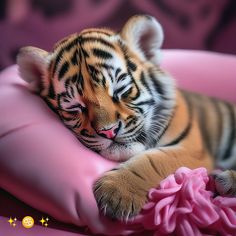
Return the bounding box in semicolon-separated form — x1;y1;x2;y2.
213;170;236;196
93;168;148;221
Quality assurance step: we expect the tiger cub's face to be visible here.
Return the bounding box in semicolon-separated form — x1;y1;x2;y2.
17;15;176;161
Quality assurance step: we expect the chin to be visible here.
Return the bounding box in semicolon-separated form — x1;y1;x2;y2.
99;142;146;162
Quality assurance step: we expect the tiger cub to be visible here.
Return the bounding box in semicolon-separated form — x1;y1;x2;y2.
17;15;236;220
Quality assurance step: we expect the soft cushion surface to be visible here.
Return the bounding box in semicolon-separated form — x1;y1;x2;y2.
0;50;236;235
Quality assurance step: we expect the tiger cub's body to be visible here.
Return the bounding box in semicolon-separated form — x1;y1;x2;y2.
17;15;236;220
182;91;236;170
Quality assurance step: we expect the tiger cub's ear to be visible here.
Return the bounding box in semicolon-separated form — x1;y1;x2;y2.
17;46;50;92
121;15;164;65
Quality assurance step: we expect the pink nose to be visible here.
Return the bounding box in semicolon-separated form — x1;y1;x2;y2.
97;124;120;139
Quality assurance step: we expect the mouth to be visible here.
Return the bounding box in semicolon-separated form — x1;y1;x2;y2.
99;141;146;161
79;130;145;160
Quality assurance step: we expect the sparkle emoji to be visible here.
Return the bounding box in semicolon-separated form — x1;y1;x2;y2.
8;217;17;227
40;217;49;227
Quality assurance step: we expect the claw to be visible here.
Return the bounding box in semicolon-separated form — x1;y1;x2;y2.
93;169;147;220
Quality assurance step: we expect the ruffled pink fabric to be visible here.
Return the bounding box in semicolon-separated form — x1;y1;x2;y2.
131;167;236;235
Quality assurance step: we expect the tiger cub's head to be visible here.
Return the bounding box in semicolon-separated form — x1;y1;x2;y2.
17;15;176;161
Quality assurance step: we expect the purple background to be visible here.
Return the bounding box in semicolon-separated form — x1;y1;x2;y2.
0;0;236;70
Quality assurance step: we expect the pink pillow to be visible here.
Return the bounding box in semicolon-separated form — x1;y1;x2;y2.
0;50;236;235
162;50;236;102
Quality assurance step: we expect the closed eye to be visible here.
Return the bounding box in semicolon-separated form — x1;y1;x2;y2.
121;87;132;99
67;104;84;110
66;103;87;113
113;87;133;102
58;93;86;113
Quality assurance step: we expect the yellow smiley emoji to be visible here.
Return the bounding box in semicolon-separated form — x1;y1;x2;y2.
22;216;34;229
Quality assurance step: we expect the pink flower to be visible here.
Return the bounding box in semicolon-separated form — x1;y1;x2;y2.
129;167;236;236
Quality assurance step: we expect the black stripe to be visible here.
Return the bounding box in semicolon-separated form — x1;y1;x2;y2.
163;103;192;147
127;60;137;71
48;83;55;99
198;96;212;150
116;112;121;120
130;169;146;181
54;40;77;74
222;103;236;160
76;86;83;96
71;73;84;92
44;99;58;113
125;117;136;128
59;114;75;122
53;37;79;77
112;95;119;103
118;39;141;101
81;139;98;144
164;119;192;147
78;48;83;60
55;38;68;47
88;65;98;76
211;98;223;156
57;107;78;122
130;105;144;114
64;37;79;52
71;74;78;83
130;80;140;101
149;70;165;96
65;110;78;116
124;124;141;134
95;63;114;70
58;62;69;80
140;71;152;94
80;37;115;49
91;75;100;84
136;130;147;145
87;65;100;83
134;99;155;106
72;120;82;129
101;74;106;88
115;85;128;95
71;49;78;65
92;48;113;59
115;68;121;77
108;70;114;83
121;87;132;99
117;73;127;82
65;78;72;98
57;92;67;109
80;129;95;138
81;47;89;58
78;71;84;90
156;107;175;142
66;104;83;110
146;155;162;176
53;49;64;76
81;30;112;36
182;92;205;123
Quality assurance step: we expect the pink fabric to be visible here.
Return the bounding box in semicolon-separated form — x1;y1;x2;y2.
162;50;236;102
0;66;124;235
133;167;236;235
0;50;236;235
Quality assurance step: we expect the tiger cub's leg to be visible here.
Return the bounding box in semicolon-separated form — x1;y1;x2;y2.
94;148;213;220
93;92;214;220
213;170;236;196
